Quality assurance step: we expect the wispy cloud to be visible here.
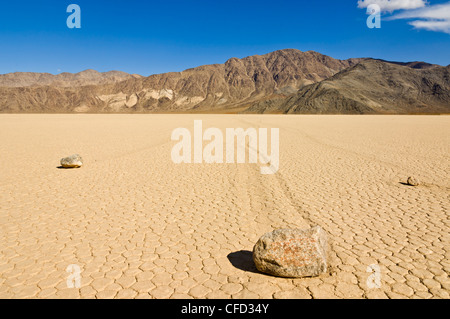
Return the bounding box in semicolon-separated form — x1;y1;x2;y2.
358;1;450;34
389;2;450;34
357;0;427;12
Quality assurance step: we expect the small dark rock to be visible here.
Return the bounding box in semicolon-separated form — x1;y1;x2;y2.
407;177;419;186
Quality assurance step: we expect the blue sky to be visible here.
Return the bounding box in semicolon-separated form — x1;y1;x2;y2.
0;0;449;75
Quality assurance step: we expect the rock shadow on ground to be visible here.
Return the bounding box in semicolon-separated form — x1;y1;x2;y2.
227;250;262;275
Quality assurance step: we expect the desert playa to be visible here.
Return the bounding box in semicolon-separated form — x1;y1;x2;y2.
0;114;449;299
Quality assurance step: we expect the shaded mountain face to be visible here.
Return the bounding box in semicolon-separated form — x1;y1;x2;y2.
0;49;448;114
247;59;450;114
376;60;440;70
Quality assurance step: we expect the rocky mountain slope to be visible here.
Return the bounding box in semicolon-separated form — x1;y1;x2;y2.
246;59;450;114
0;49;448;114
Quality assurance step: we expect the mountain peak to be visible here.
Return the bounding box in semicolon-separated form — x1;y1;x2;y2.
78;69;100;75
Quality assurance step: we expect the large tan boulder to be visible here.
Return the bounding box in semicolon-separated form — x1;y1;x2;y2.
253;226;328;278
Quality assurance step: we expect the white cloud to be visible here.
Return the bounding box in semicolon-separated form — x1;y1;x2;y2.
409;19;450;33
357;0;427;12
389;3;450;34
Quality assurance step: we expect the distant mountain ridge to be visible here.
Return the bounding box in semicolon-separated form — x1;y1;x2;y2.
0;49;448;114
0;70;142;88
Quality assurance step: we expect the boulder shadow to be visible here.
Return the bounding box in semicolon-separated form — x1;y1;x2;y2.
56;166;79;169
227;250;261;274
399;182;413;186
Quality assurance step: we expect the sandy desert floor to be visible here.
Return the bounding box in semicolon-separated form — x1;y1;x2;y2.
0;114;449;299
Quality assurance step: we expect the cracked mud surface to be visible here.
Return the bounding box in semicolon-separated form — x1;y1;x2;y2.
0;114;448;299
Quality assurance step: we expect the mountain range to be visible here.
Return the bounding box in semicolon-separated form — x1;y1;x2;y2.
0;49;448;114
